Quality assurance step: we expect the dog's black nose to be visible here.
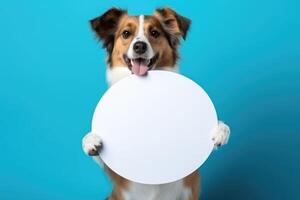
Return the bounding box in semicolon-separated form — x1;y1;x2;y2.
133;41;147;54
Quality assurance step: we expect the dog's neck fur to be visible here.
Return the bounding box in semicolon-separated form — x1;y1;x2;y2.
106;66;179;86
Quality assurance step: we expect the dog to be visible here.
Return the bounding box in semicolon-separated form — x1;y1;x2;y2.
82;7;230;200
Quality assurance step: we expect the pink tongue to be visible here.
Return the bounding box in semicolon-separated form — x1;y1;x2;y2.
131;60;149;76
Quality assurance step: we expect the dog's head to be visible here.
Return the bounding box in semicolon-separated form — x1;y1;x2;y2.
90;7;190;76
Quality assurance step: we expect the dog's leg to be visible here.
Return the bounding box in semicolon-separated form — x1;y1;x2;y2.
183;170;200;200
82;132;103;166
211;121;230;149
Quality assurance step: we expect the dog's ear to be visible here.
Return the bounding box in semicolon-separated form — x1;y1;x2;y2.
154;7;191;47
90;8;127;53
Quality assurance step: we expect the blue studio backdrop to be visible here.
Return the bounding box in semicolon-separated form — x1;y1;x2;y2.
0;0;299;199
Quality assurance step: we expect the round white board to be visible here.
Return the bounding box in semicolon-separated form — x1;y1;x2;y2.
92;70;217;184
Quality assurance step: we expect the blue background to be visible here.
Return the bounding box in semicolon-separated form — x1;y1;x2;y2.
0;0;299;199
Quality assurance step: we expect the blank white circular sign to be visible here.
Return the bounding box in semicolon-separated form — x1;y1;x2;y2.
92;70;217;184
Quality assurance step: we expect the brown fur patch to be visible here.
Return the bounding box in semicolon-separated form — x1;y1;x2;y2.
154;7;191;40
183;170;201;200
111;15;139;67
144;16;177;67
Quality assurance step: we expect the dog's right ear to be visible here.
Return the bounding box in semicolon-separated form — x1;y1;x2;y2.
90;8;127;53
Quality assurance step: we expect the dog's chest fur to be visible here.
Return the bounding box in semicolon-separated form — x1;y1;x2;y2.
122;180;191;200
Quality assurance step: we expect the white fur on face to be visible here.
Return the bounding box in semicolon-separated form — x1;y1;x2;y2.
127;15;154;59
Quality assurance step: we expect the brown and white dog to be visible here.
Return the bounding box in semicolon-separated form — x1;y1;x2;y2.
82;7;230;200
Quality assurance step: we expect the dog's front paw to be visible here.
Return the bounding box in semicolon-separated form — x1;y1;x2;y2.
82;132;102;156
212;121;230;148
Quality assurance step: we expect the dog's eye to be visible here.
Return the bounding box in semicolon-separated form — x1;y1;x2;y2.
122;30;131;39
150;30;160;38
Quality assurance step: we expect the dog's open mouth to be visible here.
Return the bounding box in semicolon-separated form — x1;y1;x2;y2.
123;53;159;76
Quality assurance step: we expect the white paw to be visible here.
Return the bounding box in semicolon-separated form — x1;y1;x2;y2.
212;121;230;148
82;132;102;156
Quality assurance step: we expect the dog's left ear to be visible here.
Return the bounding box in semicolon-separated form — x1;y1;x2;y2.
154;7;191;41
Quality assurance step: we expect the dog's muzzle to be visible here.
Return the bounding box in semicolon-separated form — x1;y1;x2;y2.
123;53;159;76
